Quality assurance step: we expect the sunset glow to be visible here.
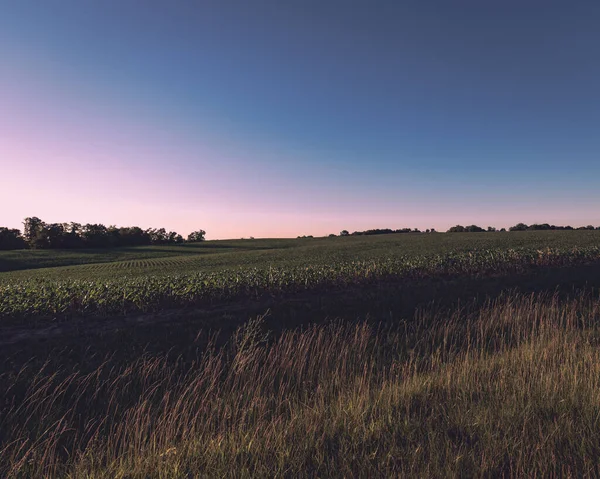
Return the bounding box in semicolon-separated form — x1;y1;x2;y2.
1;2;599;238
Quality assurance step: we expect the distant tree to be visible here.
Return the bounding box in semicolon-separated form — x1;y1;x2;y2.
119;226;150;246
167;231;184;243
586;225;595;230
44;223;67;249
359;229;394;236
0;227;26;250
509;223;528;232
500;228;506;232
187;230;206;242
16;217;189;249
147;228;170;245
340;230;349;237
528;223;551;231
63;223;84;248
447;225;484;233
105;225;120;247
487;226;496;232
81;224;109;248
23;217;46;248
430;228;436;233
328;234;336;237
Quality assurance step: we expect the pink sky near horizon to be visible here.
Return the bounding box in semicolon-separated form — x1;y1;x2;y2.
1;50;598;239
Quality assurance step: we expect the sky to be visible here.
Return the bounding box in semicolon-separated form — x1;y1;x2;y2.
1;1;599;239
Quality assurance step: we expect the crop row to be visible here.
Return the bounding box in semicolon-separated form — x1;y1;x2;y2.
1;246;599;320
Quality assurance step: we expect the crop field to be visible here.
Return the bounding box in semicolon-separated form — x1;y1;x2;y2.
1;231;600;320
2;231;600;477
2;230;600;280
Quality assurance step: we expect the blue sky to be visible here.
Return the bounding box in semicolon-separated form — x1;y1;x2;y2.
1;1;599;237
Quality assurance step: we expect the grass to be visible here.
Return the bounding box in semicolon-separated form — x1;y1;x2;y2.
3;292;600;477
2;231;600;476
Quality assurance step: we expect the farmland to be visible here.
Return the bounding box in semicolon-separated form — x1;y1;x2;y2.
2;231;600;320
3;230;600;279
2;230;600;477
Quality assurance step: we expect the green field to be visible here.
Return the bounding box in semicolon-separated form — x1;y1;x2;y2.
2;231;600;320
2;231;600;477
2;230;600;280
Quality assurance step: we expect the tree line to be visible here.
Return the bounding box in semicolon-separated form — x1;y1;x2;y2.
2;218;599;250
447;223;600;233
337;223;600;237
0;217;206;250
339;228;435;236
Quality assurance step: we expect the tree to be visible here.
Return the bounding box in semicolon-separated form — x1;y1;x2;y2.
340;230;349;236
81;224;109;247
147;228;169;245
119;226;150;246
447;225;484;233
63;223;84;248
23;217;46;248
487;226;496;232
15;217;190;249
0;228;26;250
528;224;551;230
187;230;206;242
44;223;67;249
167;231;184;244
509;223;528;232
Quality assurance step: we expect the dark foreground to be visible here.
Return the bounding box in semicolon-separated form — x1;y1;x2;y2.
2;261;600;477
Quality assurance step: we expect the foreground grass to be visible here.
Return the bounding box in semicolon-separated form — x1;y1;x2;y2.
2;292;600;477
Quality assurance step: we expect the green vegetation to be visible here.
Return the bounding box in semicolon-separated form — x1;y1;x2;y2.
2;230;600;477
1;231;600;319
4;293;600;477
3;230;600;278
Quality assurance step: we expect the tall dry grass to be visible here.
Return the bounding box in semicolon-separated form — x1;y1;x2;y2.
2;292;600;477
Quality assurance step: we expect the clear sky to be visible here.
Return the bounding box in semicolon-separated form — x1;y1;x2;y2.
1;1;599;239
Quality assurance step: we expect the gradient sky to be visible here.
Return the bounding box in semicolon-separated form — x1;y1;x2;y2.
1;1;599;238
